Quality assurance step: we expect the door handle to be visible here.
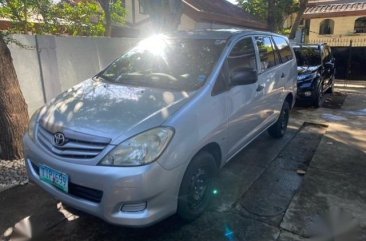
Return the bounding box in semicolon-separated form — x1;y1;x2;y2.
256;84;265;92
281;73;285;78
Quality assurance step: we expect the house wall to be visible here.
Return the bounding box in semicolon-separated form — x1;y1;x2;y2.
125;0;149;24
9;35;138;115
283;13;297;29
124;1;196;32
308;15;366;46
178;14;196;31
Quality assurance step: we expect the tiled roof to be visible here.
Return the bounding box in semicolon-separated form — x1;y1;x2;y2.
304;1;366;18
308;0;365;4
183;0;268;30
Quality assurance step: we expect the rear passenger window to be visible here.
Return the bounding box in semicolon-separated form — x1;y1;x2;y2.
228;38;257;73
272;36;294;63
255;36;277;72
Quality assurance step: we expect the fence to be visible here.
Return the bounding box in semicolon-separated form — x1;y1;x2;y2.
8;34;138;115
308;35;366;47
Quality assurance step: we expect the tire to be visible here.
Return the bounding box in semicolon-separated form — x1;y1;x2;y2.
313;84;323;108
268;101;290;139
177;151;217;221
326;78;335;94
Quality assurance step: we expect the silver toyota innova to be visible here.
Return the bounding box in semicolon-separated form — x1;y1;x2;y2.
24;30;297;227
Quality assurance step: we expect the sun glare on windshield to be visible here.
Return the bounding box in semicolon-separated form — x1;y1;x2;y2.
100;36;226;91
138;35;168;56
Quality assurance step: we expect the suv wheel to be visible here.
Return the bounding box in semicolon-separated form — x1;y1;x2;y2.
268;101;290;139
313;84;323;108
177;151;217;221
326;78;335;94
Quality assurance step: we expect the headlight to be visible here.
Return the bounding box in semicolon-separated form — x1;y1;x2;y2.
100;127;174;166
297;73;316;82
28;109;41;141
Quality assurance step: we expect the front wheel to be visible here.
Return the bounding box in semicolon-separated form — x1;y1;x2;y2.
326;78;335;94
313;84;324;108
177;151;217;221
268;101;290;139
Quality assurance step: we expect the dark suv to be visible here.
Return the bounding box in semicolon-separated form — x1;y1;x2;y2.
293;43;335;107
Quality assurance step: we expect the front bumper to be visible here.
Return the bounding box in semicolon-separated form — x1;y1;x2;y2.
296;81;316;101
23;134;183;227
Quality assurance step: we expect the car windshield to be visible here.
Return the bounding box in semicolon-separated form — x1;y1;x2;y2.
293;47;321;67
98;35;227;91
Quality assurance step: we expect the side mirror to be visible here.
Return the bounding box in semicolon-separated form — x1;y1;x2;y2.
231;68;258;86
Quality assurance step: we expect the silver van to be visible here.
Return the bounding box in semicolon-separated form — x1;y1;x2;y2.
24;30;297;227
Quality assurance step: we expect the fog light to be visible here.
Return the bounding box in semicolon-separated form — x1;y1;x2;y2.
121;202;147;212
304;91;312;97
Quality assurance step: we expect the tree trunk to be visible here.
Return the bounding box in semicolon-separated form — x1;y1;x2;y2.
98;0;112;37
289;0;308;40
267;0;276;32
0;35;29;160
105;11;112;37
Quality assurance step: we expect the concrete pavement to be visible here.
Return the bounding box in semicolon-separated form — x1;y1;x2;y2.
278;86;366;240
1;86;366;241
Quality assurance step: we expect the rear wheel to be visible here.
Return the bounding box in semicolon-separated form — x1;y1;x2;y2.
177;151;217;221
268;101;290;139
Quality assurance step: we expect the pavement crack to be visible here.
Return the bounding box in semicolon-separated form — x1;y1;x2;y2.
238;203;286;219
276;227;309;240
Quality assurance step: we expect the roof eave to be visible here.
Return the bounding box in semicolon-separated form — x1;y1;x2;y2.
304;9;366;18
183;2;268;30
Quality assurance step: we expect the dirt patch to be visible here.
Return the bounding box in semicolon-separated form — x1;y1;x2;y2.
322;92;347;109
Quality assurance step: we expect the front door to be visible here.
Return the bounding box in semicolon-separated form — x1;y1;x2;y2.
225;37;266;159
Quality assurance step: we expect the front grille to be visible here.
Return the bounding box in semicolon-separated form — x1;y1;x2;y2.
37;125;110;159
31;162;103;203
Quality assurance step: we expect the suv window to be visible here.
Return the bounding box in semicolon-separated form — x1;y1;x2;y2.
255;36;277;72
212;38;257;95
272;36;293;63
293;47;321;66
227;37;257;73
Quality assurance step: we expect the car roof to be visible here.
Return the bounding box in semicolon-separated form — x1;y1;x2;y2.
167;29;286;40
292;43;327;49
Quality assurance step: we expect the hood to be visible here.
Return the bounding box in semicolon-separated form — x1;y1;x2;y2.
40;79;193;143
297;66;320;75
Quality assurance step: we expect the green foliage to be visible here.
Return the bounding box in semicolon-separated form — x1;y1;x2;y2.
280;28;291;36
0;0;126;36
111;0;126;25
51;1;105;36
238;0;300;32
239;0;267;22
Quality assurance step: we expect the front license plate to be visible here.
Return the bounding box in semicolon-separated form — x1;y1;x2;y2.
39;165;69;193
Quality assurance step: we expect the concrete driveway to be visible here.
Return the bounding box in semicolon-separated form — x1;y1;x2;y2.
1;85;365;241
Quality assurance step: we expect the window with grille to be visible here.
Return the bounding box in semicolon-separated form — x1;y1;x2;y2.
355;17;366;33
319;19;334;35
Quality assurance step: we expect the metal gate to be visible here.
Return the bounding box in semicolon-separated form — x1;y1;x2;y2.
332;46;366;80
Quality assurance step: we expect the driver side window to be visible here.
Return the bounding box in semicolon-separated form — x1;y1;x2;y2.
212;37;257;95
228;37;257;77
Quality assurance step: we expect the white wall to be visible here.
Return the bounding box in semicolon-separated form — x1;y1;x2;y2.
8;35;138;115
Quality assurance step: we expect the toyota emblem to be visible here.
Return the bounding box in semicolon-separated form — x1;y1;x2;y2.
53;132;66;146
